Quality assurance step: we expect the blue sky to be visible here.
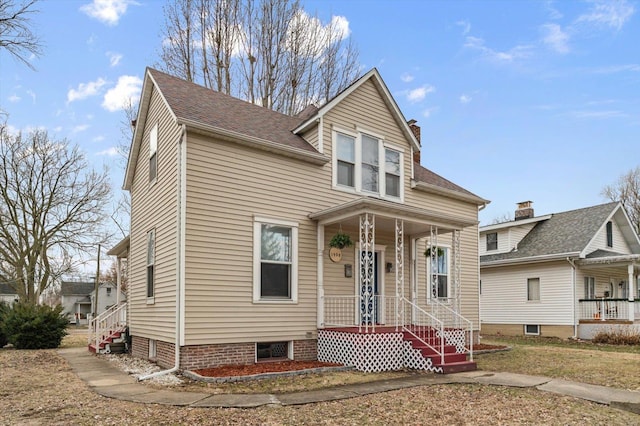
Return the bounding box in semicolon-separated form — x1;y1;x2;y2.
1;0;638;226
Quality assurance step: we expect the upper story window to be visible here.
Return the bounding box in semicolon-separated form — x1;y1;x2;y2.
333;129;404;201
606;221;613;247
149;124;158;183
486;232;498;251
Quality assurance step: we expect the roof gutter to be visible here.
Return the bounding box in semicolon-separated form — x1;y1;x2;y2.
411;180;489;206
139;124;187;381
481;252;581;268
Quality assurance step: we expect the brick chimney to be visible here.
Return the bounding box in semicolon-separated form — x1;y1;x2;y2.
408;119;421;163
515;201;534;220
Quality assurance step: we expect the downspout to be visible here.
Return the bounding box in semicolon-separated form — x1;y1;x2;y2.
139;124;187;381
567;257;578;339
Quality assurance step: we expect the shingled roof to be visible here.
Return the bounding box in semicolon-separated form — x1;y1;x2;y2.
147;69;318;154
413;163;486;203
0;283;17;295
481;202;619;263
60;281;95;296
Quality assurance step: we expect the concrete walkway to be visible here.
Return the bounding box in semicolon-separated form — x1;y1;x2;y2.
58;347;640;413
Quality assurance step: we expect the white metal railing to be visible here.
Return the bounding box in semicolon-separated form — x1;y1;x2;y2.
424;298;473;360
323;295;400;330
400;297;446;365
578;299;629;321
88;302;127;352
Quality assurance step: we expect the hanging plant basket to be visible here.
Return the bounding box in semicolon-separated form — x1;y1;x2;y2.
329;232;353;249
424;247;445;257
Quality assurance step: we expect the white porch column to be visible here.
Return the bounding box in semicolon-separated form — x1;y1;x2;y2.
359;213;375;331
116;257;122;305
629;264;635;322
317;224;325;329
395;219;404;329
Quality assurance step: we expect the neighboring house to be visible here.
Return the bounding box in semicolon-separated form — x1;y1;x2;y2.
61;281;126;324
480;201;640;339
111;67;488;373
0;283;19;305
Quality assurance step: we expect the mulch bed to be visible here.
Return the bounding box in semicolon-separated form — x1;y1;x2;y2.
194;360;342;377
474;343;507;351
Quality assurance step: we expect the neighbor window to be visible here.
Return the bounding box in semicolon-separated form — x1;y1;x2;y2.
427;246;449;301
147;229;155;299
524;325;540;335
149;124;158;182
527;277;540;301
106;287;112;297
606;221;613;247
486;232;498;251
333;130;404;200
584;277;595;299
253;217;298;302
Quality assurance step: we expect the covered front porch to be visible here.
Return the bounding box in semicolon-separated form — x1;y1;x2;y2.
309;198;477;373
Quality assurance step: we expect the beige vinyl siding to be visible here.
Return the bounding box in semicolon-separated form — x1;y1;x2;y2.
128;87;181;342
480;261;574;326
585;219;631;254
479;223;536;256
301;126;319;151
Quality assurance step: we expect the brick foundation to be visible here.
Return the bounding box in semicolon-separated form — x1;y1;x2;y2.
131;335;319;371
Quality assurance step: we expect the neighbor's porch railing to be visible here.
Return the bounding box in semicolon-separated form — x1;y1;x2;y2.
88;302;127;352
578;298;629;321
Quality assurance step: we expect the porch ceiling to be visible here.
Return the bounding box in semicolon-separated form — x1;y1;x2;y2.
308;197;477;235
577;253;640;273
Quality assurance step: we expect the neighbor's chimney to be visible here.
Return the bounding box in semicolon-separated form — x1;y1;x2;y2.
515;201;534;220
408;119;421;163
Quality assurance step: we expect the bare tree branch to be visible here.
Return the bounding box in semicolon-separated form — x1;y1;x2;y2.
602;166;640;236
0;0;42;70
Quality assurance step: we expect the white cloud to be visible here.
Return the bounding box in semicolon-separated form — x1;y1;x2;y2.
107;51;123;67
592;64;640;73
80;0;137;26
96;146;120;156
67;78;107;103
545;1;564;20
541;23;570;54
102;75;142;112
72;124;90;133
459;95;472;104
422;107;438;118
570;110;627;119
8;94;20;103
285;11;351;57
577;0;635;30
93;135;106;142
407;85;435;103
456;20;471;35
26;89;36;103
464;36;533;62
400;73;414;83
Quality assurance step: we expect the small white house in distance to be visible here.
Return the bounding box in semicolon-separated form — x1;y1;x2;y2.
0;283;19;305
480;201;640;339
61;281;126;325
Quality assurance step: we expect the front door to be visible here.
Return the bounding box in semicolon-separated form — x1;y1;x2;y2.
359;251;380;324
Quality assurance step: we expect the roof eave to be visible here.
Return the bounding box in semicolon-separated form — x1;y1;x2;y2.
179;118;329;165
411;180;489;206
480;251;581;268
480;214;553;232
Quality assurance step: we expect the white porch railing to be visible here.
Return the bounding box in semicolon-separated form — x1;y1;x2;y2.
88;302;127;352
400;297;446;365
324;295;400;330
578;299;629;321
422;298;474;360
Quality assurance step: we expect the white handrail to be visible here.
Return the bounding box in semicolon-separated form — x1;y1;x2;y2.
426;298;474;360
88;302;127;352
400;297;446;365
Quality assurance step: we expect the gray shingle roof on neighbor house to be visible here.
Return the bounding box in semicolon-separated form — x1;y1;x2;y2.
60;281;95;296
0;283;17;295
481;202;619;263
146;68;483;204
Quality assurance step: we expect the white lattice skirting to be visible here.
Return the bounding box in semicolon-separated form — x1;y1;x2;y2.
318;330;442;373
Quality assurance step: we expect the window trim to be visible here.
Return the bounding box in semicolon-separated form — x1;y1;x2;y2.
527;277;540;302
256;341;292;362
146;229;155;304
486;232;498;251
253;216;299;304
584;276;595;299
331;127;404;202
524;324;540;335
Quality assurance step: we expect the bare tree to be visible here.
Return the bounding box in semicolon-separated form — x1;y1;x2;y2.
602;166;640;235
0;123;112;304
0;0;42;69
490;212;513;224
157;0;361;115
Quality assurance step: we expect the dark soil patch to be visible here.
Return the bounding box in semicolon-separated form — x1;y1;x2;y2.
475;343;508;351
194;360;342;377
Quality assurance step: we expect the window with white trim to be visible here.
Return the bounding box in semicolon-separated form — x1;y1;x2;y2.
606;221;613;247
332;129;404;200
584;277;595;299
253;218;298;302
147;229;155;299
524;324;540;335
149;124;158;182
486;232;498;251
527;277;540;301
426;246;449;301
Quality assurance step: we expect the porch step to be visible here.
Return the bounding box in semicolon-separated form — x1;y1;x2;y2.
87;329;125;354
403;329;476;374
437;360;478;374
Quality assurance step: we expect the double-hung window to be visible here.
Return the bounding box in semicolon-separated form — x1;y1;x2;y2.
253;217;298;303
147;229;155;300
486;232;498;251
333;129;404;200
149;124;158;182
527;277;540;301
427;246;449;301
